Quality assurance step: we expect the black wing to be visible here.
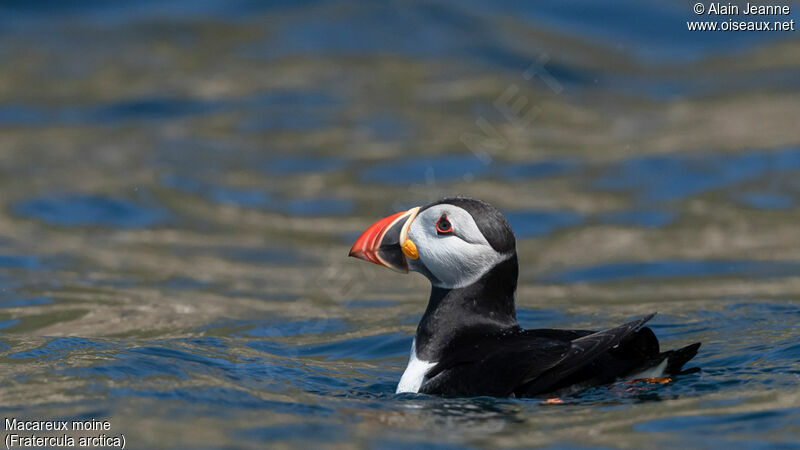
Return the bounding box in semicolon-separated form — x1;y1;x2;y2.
517;313;655;395
419;314;655;398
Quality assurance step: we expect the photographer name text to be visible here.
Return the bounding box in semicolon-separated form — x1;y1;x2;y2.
701;3;790;15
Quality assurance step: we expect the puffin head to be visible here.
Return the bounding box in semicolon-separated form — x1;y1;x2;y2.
349;197;516;289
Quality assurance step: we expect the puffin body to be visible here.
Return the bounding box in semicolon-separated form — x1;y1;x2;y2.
349;197;700;398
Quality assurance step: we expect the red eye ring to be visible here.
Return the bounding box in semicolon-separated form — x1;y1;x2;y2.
436;215;452;235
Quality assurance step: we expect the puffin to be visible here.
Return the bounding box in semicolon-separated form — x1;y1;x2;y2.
349;197;700;398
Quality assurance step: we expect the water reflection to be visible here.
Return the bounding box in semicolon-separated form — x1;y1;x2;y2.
14;195;168;228
0;0;799;448
595;149;800;203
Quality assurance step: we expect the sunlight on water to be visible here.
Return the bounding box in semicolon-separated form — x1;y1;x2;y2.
1;0;800;448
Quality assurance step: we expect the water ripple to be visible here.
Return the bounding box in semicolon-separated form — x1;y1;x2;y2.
14;194;168;228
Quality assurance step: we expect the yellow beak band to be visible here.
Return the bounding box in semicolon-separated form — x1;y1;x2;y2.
401;239;419;260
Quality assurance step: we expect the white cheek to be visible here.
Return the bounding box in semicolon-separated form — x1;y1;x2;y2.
409;226;508;289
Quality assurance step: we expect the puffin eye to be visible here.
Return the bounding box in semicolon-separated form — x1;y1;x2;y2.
435;215;453;235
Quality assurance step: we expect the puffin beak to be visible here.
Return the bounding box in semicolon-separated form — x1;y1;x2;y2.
349;206;420;273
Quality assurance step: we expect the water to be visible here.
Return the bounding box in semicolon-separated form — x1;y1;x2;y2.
1;0;800;448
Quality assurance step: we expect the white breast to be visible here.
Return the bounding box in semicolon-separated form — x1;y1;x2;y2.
396;339;437;394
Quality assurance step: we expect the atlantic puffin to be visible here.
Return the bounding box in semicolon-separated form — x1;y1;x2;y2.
349;197;700;398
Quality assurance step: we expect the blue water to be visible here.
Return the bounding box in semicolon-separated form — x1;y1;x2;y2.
545;261;800;284
595;149;800;204
14;194;168;228
2;304;798;446
1;0;800;448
